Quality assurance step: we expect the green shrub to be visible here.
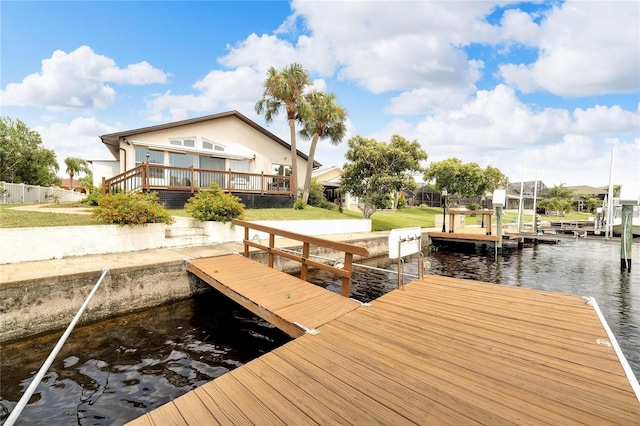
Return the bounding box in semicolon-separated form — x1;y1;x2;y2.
307;179;326;207
397;198;407;209
294;198;306;210
467;203;482;211
93;192;174;226
83;187;103;206
185;183;245;222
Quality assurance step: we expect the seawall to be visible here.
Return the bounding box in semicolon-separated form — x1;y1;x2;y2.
1;230;428;343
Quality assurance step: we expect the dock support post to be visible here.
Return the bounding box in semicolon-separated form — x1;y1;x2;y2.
620;204;633;272
496;206;503;250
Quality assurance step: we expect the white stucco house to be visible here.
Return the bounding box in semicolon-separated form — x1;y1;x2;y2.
95;110;319;208
312;166;359;211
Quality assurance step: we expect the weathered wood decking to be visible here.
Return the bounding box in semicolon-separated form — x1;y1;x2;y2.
129;258;640;425
187;255;362;337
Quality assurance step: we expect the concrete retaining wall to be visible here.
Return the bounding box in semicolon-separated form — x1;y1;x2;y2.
0;224;166;264
0;219;371;264
1;261;210;343
1;230;414;344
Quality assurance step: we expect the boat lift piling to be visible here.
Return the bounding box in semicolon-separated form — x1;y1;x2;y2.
493;189;506;258
619;183;639;272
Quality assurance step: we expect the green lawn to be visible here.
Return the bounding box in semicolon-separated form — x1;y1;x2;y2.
0;204;100;228
0;202;592;230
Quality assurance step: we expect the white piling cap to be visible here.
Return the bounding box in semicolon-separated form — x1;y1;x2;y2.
619;182;640;205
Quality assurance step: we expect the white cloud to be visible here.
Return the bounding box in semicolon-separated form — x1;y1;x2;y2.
499;0;640;96
573;105;640;135
499;8;541;46
220;1;503;96
145;66;262;122
1;46;168;111
356;85;638;186
35;117;119;173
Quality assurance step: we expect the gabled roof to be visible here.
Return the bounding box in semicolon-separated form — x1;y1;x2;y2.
566;185;608;196
99;110;320;167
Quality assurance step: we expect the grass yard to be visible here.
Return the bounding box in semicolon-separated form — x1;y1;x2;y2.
0;202;592;230
0;204;100;228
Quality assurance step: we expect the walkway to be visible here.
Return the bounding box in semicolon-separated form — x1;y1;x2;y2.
188;254;362;337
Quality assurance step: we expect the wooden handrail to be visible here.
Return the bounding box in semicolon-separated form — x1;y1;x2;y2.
102;164;293;196
232;219;370;297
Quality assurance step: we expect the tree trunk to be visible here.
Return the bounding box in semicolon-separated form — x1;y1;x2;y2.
69;171;74;191
288;118;298;200
302;133;320;204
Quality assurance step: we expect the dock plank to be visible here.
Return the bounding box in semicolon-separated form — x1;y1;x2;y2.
129;258;640;425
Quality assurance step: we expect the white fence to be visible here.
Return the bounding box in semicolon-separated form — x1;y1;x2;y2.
0;182;86;204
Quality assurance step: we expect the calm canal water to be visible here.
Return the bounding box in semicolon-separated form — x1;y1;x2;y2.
1;238;638;424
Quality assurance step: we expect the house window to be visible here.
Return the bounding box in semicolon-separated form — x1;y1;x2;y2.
169;138;196;148
272;164;291;176
134;148;164;178
271;164;291;191
202;139;225;151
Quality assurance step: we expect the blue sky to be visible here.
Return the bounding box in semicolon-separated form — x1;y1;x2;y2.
1;0;639;189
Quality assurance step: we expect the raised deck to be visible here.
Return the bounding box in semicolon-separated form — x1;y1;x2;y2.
129;266;640;425
187;255;361;337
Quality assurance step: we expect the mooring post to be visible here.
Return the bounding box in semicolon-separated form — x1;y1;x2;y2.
620;204;633;272
493;189;505;251
619;183;639;272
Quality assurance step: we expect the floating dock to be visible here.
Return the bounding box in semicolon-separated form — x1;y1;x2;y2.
128;255;640;425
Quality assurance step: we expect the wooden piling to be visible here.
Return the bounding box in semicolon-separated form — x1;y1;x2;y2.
621;204;633;271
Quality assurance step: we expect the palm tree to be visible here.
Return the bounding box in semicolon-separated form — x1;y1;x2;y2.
64;157;89;191
538;183;575;215
255;63;311;200
298;91;347;203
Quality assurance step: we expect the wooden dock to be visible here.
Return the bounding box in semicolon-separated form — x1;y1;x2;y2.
129;262;640;425
187;255;362;337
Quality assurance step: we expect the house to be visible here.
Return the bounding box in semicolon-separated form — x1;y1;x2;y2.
98;111;320;208
59;178;89;194
566;185;608;211
502;181;547;210
311;166;360;210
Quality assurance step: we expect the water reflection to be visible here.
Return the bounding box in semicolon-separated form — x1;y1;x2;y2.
0;292;290;425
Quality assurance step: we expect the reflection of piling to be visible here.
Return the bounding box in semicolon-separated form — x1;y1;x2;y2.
620;205;633;272
496;206;503;249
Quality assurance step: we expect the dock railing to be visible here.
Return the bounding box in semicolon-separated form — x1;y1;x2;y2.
232;219;370;297
102;164;293;196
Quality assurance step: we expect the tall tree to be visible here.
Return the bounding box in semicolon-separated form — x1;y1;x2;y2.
64;157;89;190
298;91;347;203
425;158;508;198
483;165;509;193
0;116;60;186
255;63;311;201
341;135;427;219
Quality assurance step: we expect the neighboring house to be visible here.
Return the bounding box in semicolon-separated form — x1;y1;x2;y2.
98;110;320;208
566;185;608;211
483;181;546;210
311;166;359;210
503;181;547;210
59;178;89;194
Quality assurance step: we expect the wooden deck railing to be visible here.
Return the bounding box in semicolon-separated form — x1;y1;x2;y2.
102;163;293;196
232;219;370;297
